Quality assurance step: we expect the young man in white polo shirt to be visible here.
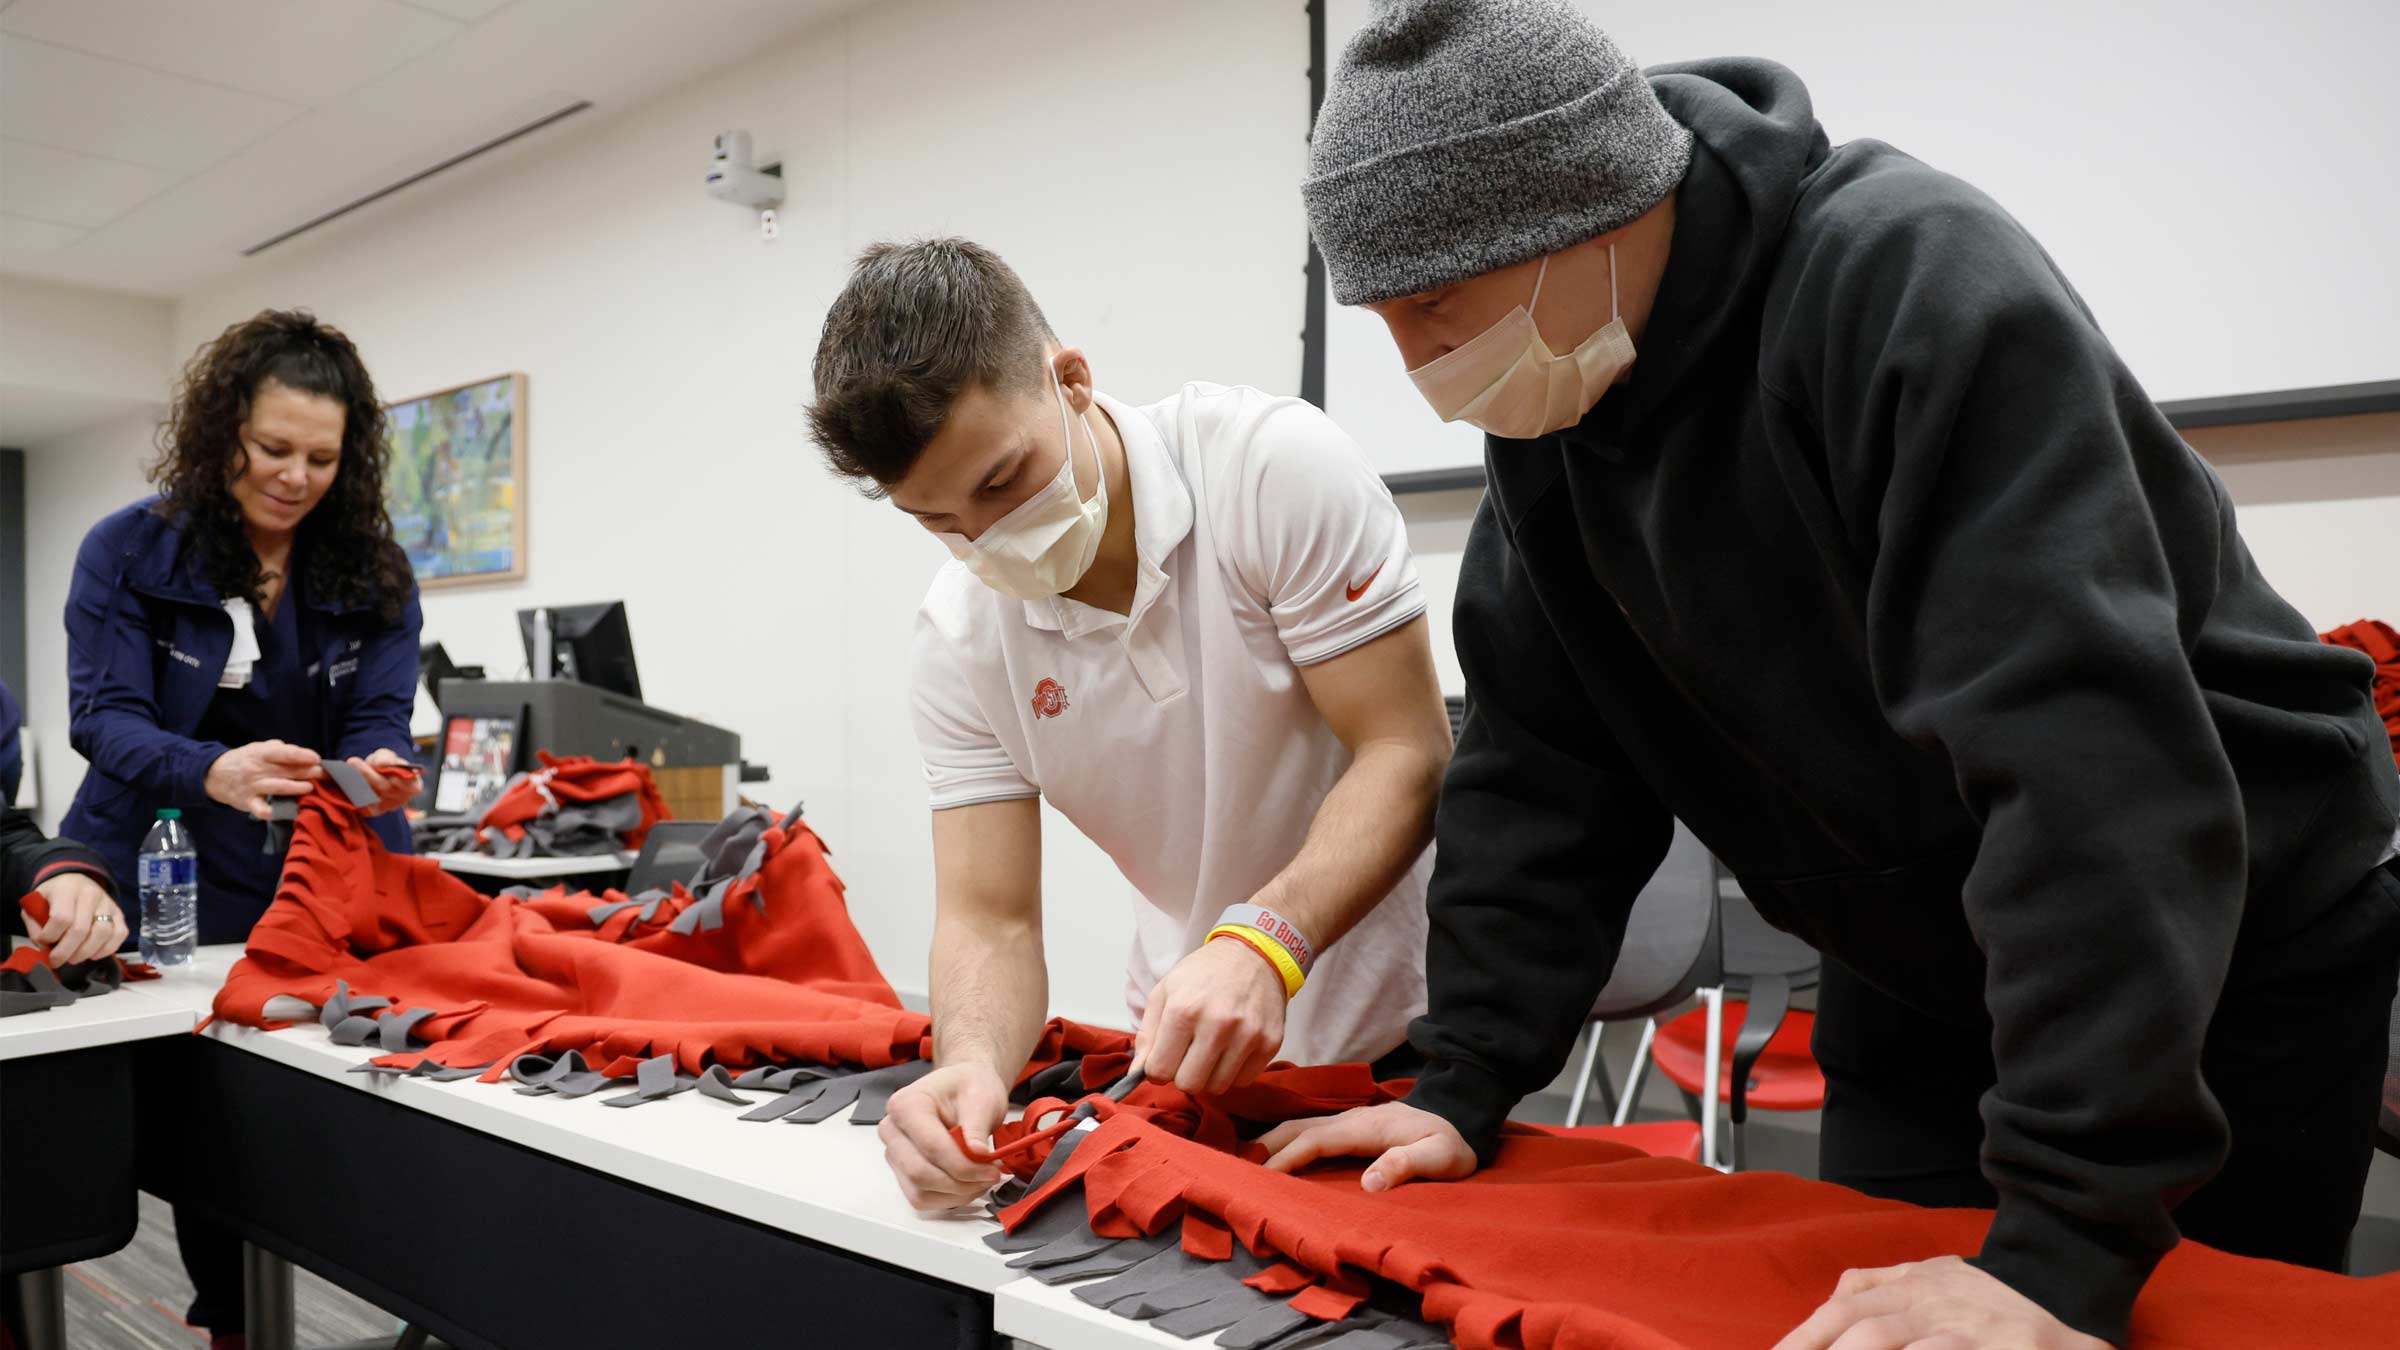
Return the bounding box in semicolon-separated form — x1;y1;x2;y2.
806;238;1449;1211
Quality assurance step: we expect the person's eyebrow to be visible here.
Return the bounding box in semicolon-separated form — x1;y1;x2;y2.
890;433;1025;519
976;438;1026;492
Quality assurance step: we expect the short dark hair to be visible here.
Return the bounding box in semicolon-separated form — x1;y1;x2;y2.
806;238;1056;497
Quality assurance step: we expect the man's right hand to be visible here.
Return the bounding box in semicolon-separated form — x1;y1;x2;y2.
877;1062;1012;1211
205;740;322;820
1258;1101;1478;1192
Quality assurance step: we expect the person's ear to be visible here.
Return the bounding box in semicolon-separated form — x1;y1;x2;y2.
1051;346;1096;413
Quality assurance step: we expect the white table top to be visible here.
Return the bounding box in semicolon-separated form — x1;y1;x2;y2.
0;965;196;1061
0;932;225;1056
192;970;1018;1293
122;944;244;1019
427;851;632;879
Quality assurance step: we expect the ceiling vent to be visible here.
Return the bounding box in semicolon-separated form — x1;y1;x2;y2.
243;98;592;257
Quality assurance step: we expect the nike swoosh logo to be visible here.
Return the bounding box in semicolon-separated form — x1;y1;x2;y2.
1345;561;1385;603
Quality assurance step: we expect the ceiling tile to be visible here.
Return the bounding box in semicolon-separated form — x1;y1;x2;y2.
0;213;88;254
2;0;464;107
390;0;513;19
0;35;300;171
0;0;870;296
0;139;183;227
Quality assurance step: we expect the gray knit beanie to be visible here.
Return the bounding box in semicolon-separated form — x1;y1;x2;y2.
1305;0;1693;306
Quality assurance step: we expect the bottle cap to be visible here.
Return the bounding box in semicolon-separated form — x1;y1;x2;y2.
157;808;181;820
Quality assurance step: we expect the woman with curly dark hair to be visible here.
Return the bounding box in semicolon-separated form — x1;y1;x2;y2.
58;308;423;1344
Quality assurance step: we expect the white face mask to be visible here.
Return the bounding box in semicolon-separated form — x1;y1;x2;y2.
937;374;1108;600
1406;242;1635;439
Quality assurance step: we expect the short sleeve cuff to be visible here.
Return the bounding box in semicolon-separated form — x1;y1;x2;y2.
1286;587;1427;667
925;764;1039;812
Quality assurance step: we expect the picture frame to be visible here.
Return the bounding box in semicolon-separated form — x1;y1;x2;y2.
430;710;524;816
384;372;529;588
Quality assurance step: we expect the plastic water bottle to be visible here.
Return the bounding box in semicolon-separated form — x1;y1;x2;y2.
138;808;198;967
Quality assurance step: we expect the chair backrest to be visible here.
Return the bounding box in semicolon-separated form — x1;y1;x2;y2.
624;820;717;894
1589;819;1723;1021
1714;861;1821;991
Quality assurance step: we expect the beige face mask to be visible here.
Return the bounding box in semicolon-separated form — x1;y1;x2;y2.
936;374;1108;600
1406;243;1636;439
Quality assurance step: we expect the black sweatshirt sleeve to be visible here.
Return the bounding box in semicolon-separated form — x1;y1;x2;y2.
1403;492;1675;1162
3;802;118;910
1768;177;2248;1344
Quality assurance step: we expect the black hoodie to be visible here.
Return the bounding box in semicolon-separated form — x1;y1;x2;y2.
1403;57;2400;1342
3;803;116;912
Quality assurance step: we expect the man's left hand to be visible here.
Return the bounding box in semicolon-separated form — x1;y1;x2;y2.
1135;937;1288;1096
347;748;419;817
1772;1256;2115;1350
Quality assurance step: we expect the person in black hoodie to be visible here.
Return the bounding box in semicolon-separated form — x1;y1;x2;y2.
4;800;125;965
1262;3;2400;1347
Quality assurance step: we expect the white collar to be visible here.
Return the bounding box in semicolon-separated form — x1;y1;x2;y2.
1020;391;1194;638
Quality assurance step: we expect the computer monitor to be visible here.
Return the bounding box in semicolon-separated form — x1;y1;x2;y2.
418;641;473;712
516;602;641;700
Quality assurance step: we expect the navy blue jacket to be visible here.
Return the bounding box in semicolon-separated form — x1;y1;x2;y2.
61;499;420;899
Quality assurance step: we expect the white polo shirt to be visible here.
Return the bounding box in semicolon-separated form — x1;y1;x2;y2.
910;382;1432;1066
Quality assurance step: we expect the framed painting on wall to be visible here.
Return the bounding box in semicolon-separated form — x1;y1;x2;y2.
384;372;528;587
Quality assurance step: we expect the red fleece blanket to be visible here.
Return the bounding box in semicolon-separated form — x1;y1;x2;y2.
213;785;2399;1348
476;751;673;849
212;784;1134;1088
997;1108;2400;1350
2323;619;2400;771
214;783;924;1076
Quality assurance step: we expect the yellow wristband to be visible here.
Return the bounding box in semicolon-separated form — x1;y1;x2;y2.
1209;924;1305;1000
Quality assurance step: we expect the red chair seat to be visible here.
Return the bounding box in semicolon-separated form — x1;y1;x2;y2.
1522;1119;1706;1163
1650;1003;1825;1111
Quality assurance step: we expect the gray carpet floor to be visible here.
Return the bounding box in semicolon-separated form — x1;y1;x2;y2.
59;1194;389;1349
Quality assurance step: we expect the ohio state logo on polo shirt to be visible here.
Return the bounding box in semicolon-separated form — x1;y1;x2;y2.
1030;678;1071;719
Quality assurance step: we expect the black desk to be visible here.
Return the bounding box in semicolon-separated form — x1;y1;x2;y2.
136;1037;992;1349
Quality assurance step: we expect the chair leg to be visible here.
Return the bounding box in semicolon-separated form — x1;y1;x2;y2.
1731;1119;1747;1173
1591;1025;1620;1120
244;1241;296;1350
1564;1022;1605;1128
1698;986;1724;1171
1612;1017;1658;1127
14;1268;66;1350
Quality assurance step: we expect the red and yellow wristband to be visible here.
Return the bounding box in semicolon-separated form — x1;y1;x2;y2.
1205;903;1316;1001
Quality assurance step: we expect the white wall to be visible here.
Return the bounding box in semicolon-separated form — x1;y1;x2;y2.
2190;416;2400;630
1325;0;2400;480
20;0;1308;1027
0;275;173;444
0;275;172;402
19;411;163;817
